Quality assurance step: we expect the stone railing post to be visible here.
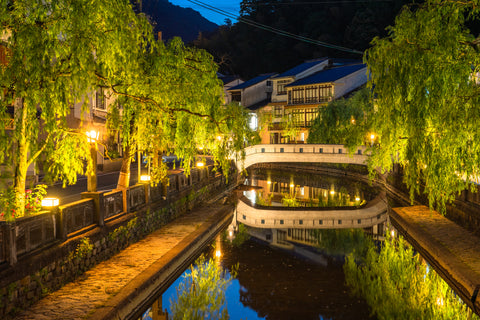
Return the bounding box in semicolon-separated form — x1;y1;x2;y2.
143;183;151;205
81;191;106;227
6;222;17;266
55;206;67;241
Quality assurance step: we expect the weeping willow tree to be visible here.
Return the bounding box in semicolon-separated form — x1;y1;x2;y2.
107;37;257;189
0;0;152;217
307;87;374;151
308;0;480;212
365;0;480;211
344;232;478;319
170;255;232;320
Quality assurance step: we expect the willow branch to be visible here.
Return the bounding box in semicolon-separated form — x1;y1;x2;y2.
27;132;52;168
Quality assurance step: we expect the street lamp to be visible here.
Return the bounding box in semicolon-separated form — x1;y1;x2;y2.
140;174;151;183
370;133;375;147
41;197;59;208
86;129;99;192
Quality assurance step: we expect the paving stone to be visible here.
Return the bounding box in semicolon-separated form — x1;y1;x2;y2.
13;204;229;320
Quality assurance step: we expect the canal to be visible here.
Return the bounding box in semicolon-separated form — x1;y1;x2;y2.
138;166;379;319
136;166;477;319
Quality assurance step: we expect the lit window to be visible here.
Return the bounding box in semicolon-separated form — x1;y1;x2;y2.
94;87;106;110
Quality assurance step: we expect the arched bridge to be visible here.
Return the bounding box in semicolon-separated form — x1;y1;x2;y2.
237;144;368;170
235;191;388;230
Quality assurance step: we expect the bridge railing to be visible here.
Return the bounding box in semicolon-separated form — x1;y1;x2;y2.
239;144;369;170
244;144;367;156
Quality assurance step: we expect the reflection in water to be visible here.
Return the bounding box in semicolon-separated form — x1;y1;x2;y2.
140;168;380;319
244;168;376;208
344;232;479;319
140;230;374;320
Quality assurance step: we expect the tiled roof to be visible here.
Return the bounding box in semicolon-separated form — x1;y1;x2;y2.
228;73;276;90
218;74;241;85
286;64;366;87
272;58;328;79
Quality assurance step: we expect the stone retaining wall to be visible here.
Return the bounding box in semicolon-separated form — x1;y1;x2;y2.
0;167;238;319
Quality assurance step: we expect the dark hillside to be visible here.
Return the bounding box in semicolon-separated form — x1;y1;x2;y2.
194;0;415;78
140;0;218;43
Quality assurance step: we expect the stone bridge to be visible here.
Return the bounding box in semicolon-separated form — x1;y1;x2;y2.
235;191;388;230
236;144;368;170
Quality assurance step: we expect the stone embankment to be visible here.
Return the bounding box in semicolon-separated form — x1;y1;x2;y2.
12;201;233;320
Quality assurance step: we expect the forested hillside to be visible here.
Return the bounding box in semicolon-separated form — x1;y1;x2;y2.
140;0;218;43
194;0;413;78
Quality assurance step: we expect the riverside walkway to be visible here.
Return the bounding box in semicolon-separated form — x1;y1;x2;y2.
391;206;480;313
12;202;234;320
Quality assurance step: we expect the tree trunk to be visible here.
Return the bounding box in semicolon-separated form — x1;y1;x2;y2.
13;98;28;218
117;143;132;190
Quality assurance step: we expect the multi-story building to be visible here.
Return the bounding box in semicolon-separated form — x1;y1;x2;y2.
227;73;277;130
251;58;367;144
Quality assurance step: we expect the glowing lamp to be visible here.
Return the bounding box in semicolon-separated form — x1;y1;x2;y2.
215;250;221;258
289;183;294;188
86;129;99;143
196;161;205;167
355;197;360;202
330;190;335;195
140;174;151;182
42;198;59;208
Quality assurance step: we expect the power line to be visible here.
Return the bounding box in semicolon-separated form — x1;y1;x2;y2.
255;0;393;4
187;0;363;55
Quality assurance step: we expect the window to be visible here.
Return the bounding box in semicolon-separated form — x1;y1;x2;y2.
277;80;290;95
319;220;323;225
318;85;333;102
292;109;305;127
338;220;342;225
231;91;241;102
243;215;246;220
261;219;265;224
305;108;319;127
280;220;284;225
299;220;303;225
305;86;317;103
290;87;305;104
358;219;362;224
274;106;283;117
94;87;106;110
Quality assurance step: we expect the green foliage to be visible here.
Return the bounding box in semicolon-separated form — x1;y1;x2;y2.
255;191;272;206
170;255;231;320
223;223;250;247
0;184;47;221
311;228;372;257
108;37;255;187
344;231;478;320
0;0;153;215
307;87;374;152
364;0;480;211
281;192;300;207
69;237;94;262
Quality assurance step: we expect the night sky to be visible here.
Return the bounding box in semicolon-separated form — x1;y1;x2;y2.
169;0;240;25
